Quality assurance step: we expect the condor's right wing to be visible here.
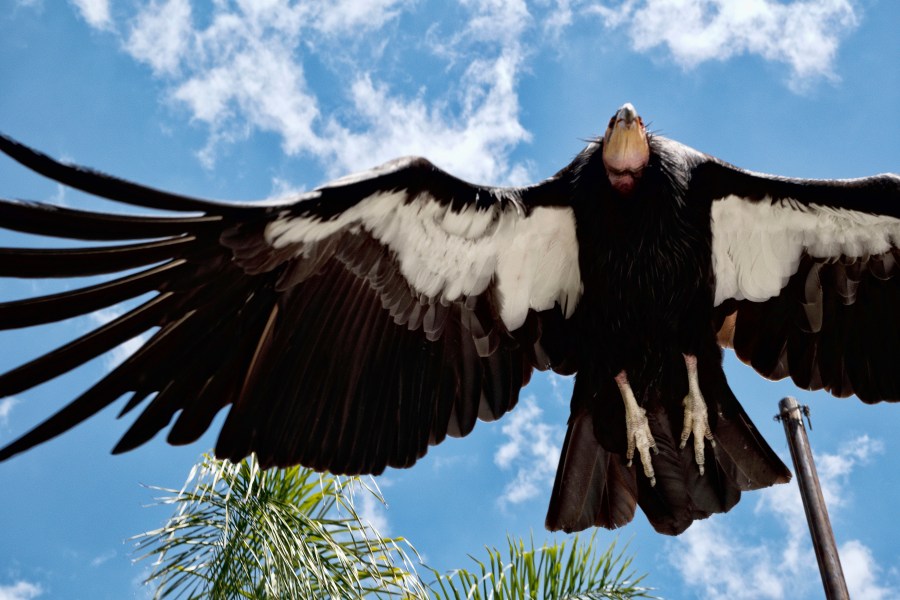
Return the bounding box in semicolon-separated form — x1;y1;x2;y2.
0;134;582;473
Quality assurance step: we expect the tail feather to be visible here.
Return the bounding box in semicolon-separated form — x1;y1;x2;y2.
546;356;790;535
634;406;708;535
698;349;793;490
711;395;792;490
545;409;637;532
633;400;741;535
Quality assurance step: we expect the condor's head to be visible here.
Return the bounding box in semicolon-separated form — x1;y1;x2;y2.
602;103;650;195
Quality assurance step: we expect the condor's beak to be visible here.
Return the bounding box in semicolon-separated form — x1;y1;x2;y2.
602;103;650;193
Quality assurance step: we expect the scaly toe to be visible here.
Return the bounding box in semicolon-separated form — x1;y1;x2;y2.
681;392;713;475
626;409;657;485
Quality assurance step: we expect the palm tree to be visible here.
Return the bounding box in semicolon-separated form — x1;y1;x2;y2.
134;454;426;598
135;454;653;599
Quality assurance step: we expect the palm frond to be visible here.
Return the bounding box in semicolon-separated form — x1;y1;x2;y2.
428;531;655;600
133;453;427;599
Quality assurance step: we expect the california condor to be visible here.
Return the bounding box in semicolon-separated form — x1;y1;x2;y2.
1;104;898;535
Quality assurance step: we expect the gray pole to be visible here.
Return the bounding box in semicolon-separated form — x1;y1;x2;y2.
778;396;849;600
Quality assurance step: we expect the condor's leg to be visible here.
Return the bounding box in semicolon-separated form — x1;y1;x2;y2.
614;371;658;486
680;353;715;475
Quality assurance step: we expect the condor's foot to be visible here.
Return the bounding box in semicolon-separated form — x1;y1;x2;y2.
681;354;715;475
615;371;658;486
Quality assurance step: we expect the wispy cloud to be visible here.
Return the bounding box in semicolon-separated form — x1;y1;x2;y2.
494;396;563;506
669;435;896;599
90;549;117;567
108;1;532;182
546;373;573;404
0;397;20;429
130;565;155;600
125;0;192;76
48;184;67;206
69;0;863;184
0;580;43;600
559;0;859;89
267;176;308;202
839;540;895;600
311;0;413;36
88;308;150;371
357;485;391;536
348;478;392;536
69;0;113;31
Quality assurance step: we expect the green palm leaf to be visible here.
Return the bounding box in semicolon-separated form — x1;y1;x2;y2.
134;453;427;599
135;454;654;599
429;532;654;600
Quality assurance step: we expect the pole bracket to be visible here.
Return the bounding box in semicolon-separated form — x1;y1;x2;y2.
774;402;812;430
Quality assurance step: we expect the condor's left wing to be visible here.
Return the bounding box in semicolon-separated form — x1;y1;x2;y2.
688;147;900;402
0;134;581;472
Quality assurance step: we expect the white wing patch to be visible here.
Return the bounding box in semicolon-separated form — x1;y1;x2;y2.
712;194;900;305
265;191;582;331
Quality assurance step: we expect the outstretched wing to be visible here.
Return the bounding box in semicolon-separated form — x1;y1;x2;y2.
689;148;900;402
0;134;582;472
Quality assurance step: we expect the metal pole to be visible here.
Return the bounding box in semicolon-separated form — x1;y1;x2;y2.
777;397;849;600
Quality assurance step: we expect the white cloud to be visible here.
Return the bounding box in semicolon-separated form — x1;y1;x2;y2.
357;486;391;535
130;565;155;600
814;434;884;507
546;373;573;404
326;63;530;183
458;0;531;47
311;0;412;35
669;435;896;599
267;176;308;201
570;0;859;88
671;519;785;599
90;549;117;567
119;1;531;182
349;478;392;535
75;0;862;184
125;0;193;76
0;397;20;429
494;396;563;505
69;0;113;31
840;540;895;600
66;0;864;183
0;581;43;600
88;308;150;370
48;184;67;206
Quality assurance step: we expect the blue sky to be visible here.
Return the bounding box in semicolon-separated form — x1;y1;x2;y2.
0;1;898;598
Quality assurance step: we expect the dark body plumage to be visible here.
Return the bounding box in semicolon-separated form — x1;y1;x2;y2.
574;136;711;379
545;139;788;534
1;105;898;535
